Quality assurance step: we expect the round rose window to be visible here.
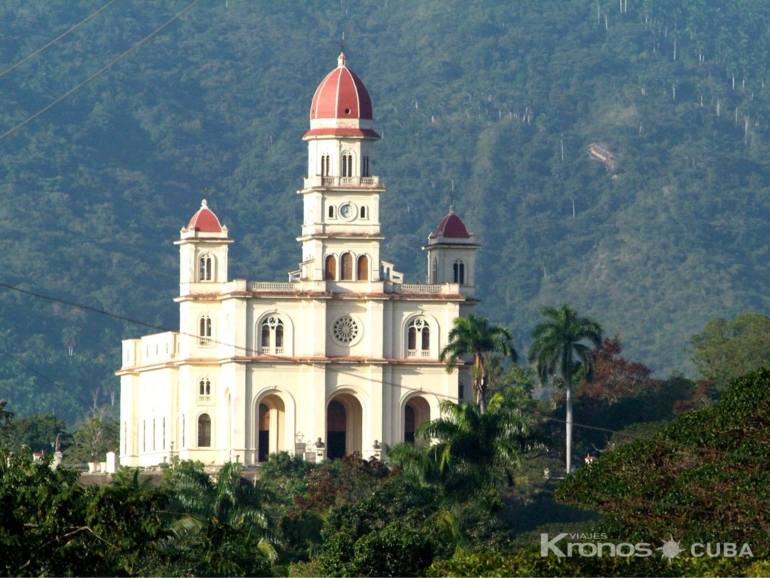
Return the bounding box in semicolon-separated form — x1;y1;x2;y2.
332;315;360;345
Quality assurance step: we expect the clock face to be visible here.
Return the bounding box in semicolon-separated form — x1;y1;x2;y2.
339;203;354;219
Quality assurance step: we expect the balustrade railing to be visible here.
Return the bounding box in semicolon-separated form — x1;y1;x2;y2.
396;284;443;294
249;282;296;291
304;176;380;188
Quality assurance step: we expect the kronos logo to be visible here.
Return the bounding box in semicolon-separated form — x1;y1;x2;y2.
541;533;754;559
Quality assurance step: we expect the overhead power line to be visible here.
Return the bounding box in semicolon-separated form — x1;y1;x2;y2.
0;0;121;80
0;0;202;144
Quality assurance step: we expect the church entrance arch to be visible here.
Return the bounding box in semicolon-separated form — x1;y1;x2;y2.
404;396;431;444
256;394;285;462
326;393;363;459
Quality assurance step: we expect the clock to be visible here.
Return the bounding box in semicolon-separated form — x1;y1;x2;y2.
339;203;354;219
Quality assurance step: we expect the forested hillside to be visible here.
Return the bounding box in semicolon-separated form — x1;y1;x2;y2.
1;0;770;423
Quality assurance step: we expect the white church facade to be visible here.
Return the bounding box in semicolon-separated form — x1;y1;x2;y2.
118;55;480;467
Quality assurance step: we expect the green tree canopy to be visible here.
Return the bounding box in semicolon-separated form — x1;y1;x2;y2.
690;312;770;391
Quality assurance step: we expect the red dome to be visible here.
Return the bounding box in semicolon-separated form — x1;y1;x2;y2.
431;210;470;239
310;53;373;120
187;200;222;233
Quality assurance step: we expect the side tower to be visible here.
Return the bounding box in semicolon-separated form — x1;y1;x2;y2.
176;200;232;297
175;200;232;362
298;53;386;286
423;207;480;298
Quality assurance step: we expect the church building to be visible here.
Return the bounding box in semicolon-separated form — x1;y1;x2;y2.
118;55;480;467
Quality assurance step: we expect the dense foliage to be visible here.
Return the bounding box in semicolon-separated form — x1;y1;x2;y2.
1;1;770;421
690;312;770;391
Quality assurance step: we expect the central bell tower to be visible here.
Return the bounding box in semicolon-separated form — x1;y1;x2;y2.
297;54;385;284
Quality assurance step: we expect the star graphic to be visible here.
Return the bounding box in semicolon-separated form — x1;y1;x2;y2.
657;535;685;559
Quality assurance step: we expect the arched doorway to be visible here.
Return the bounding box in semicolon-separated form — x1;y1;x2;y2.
404;397;431;444
327;393;363;459
257;394;285;462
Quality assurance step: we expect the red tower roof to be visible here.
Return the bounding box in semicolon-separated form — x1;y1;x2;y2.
309;53;373;120
431;208;471;239
187;200;222;233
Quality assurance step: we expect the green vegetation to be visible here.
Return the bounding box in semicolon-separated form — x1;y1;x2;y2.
389;395;538;504
440;314;517;412
529;304;603;473
1;1;770;421
690;312;770;392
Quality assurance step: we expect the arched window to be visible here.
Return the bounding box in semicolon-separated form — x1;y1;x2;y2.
321;154;330;176
328;205;335;218
261;324;270;349
182;415;186;447
198;414;211;447
362;156;370;177
432;258;438;283
199;255;212;281
357;255;369;281
199;377;211;401
342;153;353;177
199;316;212;345
360;205;367;219
407;318;431;357
453;261;465;285
341;253;353;280
325;255;337;280
260;316;285;354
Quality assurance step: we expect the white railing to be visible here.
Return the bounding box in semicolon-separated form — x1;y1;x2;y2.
198;395;210;403
304;176;380;188
397;284;443;294
249;282;296;291
408;349;433;358
259;347;285;355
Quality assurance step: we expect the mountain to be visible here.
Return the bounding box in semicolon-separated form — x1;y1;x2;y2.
1;0;769;422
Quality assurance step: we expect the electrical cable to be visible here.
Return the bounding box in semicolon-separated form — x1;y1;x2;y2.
0;349;95;412
0;0;202;144
0;0;121;80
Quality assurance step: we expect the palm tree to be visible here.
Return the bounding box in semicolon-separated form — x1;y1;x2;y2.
528;304;602;475
164;461;276;575
440;315;517;413
388;395;539;503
